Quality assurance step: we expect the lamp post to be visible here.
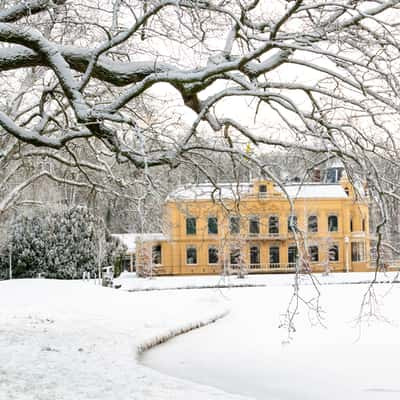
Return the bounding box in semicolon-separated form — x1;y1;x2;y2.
344;236;350;273
98;235;102;285
1;243;13;280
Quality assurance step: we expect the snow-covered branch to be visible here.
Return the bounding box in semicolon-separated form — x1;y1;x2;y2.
0;0;66;23
0;0;399;183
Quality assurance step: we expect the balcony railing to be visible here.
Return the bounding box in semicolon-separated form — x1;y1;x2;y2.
269;263;280;269
269;263;296;271
369;259;400;270
229;263;297;273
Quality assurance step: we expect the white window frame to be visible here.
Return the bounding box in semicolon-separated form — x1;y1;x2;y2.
186;246;198;265
269;215;279;235
308;245;319;262
328;214;338;232
351;241;366;262
249;215;260;235
208;246;219;265
329;244;339;262
249;245;260;265
207;216;218;235
229;215;240;235
308;215;318;233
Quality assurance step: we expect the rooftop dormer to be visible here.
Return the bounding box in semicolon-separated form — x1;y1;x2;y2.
323;159;345;184
253;179;276;197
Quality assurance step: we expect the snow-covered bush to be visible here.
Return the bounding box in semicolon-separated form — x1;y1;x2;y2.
0;207;125;279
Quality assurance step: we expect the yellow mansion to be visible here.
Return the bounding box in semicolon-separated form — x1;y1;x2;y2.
118;165;371;276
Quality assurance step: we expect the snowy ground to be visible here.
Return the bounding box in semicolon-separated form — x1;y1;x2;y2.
1;272;399;400
0;279;245;400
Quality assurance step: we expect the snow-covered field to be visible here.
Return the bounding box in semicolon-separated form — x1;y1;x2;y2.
1;272;399;400
0;279;244;400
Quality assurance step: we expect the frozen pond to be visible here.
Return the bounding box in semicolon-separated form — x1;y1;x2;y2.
141;284;400;400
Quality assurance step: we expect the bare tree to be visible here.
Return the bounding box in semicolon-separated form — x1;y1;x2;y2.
0;1;399;171
1;1;400;225
2;0;400;335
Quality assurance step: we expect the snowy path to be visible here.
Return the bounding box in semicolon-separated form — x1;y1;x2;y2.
142;283;400;400
0;279;249;400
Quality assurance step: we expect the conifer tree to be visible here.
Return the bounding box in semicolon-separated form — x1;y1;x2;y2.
0;207;124;279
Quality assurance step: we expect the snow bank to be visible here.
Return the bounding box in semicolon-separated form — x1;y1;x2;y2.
137;309;229;355
114;270;398;291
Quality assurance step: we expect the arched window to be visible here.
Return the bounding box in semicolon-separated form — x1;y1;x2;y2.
208;246;219;264
186;217;196;235
269;246;280;267
329;245;339;262
309;246;319;262
186;246;197;264
328;215;338;232
351;242;365;262
269;215;279;234
249;216;260;235
288;246;298;264
308;215;318;232
229;216;240;234
230;248;241;265
250;246;260;265
152;245;162;265
208;216;218;234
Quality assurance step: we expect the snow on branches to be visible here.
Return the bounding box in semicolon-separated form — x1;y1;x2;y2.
0;0;399;169
0;206;124;279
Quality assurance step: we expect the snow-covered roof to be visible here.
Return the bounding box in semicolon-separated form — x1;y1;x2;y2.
167;182;349;201
281;184;348;199
324;158;345;169
166;183;253;201
112;233;167;253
